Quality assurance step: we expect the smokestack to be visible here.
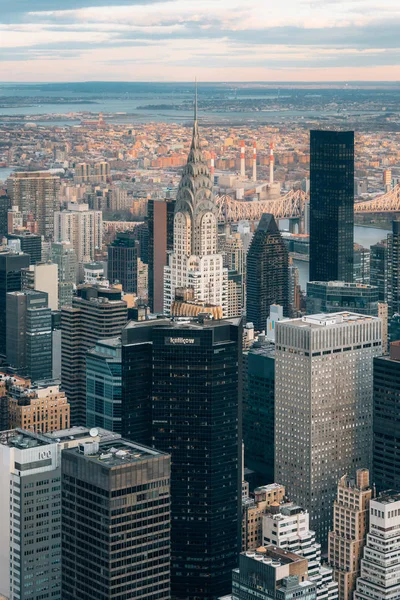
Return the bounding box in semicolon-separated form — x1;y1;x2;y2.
240;140;245;178
252;142;257;182
269;141;274;185
211;152;215;180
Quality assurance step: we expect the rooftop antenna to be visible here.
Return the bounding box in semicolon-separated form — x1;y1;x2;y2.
194;78;198;122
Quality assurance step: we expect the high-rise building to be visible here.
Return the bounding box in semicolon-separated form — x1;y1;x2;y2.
309;131;354;283
152;318;242;599
8;232;41;264
306;281;379;316
243;339;275;485
7;171;60;239
6;290;52;381
0;429;62;600
328;469;372;600
0;194;9;237
242;483;285;551
51;241;77;306
354;491;400;600
370;240;388;302
22;262;59;310
147;198;175;312
53;202;102;265
62;438;171;600
353;244;370;284
262;502;338;599
163;100;228;315
86;337;122;434
108;231;139;293
228;547;317;600
373;341;400;492
275;312;382;545
387;220;400;317
246;213;289;332
0;250;30;356
61;285;127;424
8;383;70;432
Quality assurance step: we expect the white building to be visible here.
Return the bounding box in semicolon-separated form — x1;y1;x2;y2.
0;430;62;600
53;202;102;264
163;99;227;315
262;502;338;600
21;262;59;310
354;491;400;600
275;312;382;545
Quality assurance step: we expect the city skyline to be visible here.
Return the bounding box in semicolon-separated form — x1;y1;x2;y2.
1;0;400;82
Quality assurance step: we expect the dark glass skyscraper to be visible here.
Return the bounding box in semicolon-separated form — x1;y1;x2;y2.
246;213;289;332
107;231;139;293
373;341;400;492
387;220;400;317
370;240;388;302
152;318;242;600
0;250;30;356
8;232;42;265
309;130;354;282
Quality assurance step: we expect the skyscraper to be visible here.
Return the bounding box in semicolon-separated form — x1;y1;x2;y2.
107;231;139;293
61;285;127;424
62;438;171;600
53;202;102;266
0;250;30;356
7;171;60;239
328;469;372;600
306;281;379;316
8;232;42;264
373;341;400;492
354;491;400;600
152;318;242;599
51;241;77;307
370;240;388;302
387;220;400;317
0;429;62;600
147;198;175;312
246;213;289;332
6;290;52;381
309;131;354;282
163;95;228;315
275;312;381;545
22;262;59;311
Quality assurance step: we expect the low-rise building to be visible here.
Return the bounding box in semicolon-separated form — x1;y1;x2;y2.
242;483;286;550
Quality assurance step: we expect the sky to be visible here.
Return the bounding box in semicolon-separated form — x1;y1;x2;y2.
1;0;400;82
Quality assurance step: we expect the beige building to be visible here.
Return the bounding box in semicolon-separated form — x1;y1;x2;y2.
8;383;70;433
54;202;102;264
21;262;59;310
328;469;372;600
242;483;285;551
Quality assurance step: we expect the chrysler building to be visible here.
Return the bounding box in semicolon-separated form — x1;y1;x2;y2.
163;91;227;315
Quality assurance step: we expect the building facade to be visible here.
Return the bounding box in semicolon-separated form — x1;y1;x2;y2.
246;213;289;332
51;241;77;306
309;131;354;283
328;469;372;600
0;251;30;356
8;383;70;433
108;231;139;293
8;232;42;264
242;483;285;551
54;203;102;265
370;240;388;303
306;281;379;316
387;220;400;317
147;198;175;312
62;438;171;600
21;262;59;311
163;104;227;315
354;491;400;600
275;312;382;545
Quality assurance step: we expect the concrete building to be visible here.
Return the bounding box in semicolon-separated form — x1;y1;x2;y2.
62;438;171;600
8;383;70;433
21;262;59;311
328;469;372;600
7;171;60;239
354;491;400;600
51;241;77;306
262;502;338;599
86;337;122;434
0;429;62;600
229;547;317;600
163;102;228;316
242;483;286;551
54;202;102;265
306;281;379;316
373;341;400;492
275;312;382;545
61;285;127;424
6;290;52;382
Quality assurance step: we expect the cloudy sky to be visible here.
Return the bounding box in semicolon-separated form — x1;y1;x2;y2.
1;0;400;82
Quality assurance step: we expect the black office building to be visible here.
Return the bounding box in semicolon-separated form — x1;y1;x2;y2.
108;231;139;293
243;341;275;487
8;232;42;264
152;318;242;600
0;194;9;236
0;251;30;356
309;130;354;282
246;213;289;332
387;220;400;317
370;240;388;302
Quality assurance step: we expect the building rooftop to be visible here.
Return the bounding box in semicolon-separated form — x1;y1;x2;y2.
0;428;52;449
44;426;120;444
309;281;377;290
374;490;400;505
285;312;379;329
64;438;168;468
